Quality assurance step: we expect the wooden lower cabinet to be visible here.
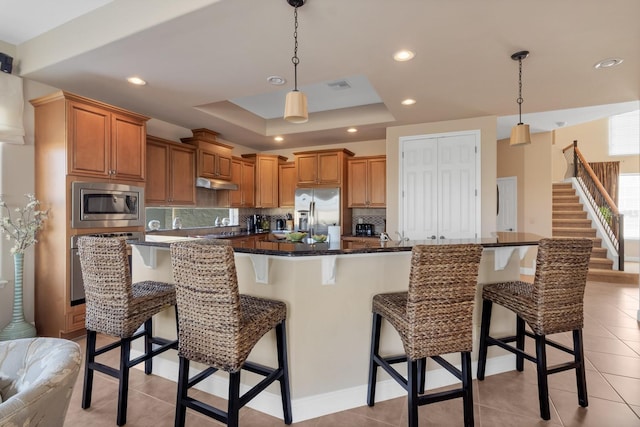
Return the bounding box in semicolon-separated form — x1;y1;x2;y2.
341;236;381;249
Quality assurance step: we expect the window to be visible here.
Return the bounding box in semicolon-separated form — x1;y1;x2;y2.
609;110;640;156
619;174;639;239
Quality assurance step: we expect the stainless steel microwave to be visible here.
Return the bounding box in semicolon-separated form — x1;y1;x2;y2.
71;181;144;229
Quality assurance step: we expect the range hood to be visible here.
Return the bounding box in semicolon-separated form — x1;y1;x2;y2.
196;177;238;190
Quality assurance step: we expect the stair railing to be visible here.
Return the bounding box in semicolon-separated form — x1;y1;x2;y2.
563;140;624;270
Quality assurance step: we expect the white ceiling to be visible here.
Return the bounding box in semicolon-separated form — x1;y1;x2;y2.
2;0;639;151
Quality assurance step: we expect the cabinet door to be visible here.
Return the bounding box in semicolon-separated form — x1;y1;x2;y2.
169;145;196;205
348;159;368;207
368;157;386;207
229;159;243;207
217;153;233;180
146;141;170;204
111;113;146;181
279;163;296;207
296;153;318;185
241;161;255;207
256;156;279;208
317;152;341;184
68;101;110;177
199;149;217;178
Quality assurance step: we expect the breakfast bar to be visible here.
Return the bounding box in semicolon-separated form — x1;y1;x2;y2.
130;232;541;422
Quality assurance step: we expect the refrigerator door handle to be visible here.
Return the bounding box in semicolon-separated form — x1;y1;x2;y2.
309;201;315;235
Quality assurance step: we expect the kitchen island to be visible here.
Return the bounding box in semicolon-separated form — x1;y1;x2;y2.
131;232;541;422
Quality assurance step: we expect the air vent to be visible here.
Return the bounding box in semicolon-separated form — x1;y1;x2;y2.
327;80;351;90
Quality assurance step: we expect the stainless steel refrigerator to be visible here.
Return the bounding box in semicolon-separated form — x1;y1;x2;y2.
294;188;340;235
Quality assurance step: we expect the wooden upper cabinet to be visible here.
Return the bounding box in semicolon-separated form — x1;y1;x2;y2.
111;113;147;181
146;135;196;206
181;128;233;181
294;149;354;186
222;157;254;208
67;98;147;180
242;154;287;208
348;156;386;208
145;138;170;204
279;162;296;207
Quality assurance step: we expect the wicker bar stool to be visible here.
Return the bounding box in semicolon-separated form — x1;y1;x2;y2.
170;239;292;427
77;236;178;426
367;244;483;427
476;238;593;420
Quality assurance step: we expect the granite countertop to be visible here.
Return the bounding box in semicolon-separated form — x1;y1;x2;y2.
131;231;545;257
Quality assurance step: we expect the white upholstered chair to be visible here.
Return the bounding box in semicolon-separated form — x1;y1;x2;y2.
0;337;82;427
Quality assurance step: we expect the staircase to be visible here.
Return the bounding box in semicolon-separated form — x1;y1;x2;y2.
552;182;638;284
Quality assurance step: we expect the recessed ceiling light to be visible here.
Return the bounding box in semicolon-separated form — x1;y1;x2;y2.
127;76;146;85
594;58;624;69
267;75;287;85
393;50;415;62
274;136;284;142
401;98;416;106
347;128;358;133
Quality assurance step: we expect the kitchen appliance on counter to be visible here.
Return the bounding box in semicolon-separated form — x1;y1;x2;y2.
295;188;340;236
70;231;144;305
276;218;285;230
355;223;376;236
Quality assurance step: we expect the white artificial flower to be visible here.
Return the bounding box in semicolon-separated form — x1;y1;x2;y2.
0;194;49;255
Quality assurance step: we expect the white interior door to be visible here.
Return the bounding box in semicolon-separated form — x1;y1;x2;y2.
401;131;479;241
402;138;438;240
437;135;477;239
497;177;517;232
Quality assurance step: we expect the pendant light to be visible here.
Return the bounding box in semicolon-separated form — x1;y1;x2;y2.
283;0;308;123
509;50;531;146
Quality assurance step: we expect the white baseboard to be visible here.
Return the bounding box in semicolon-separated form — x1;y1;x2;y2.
132;350;516;423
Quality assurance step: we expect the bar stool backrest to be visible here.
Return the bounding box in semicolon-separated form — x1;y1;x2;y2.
406;244;483;359
170;239;244;371
529;238;593;335
78;236;134;336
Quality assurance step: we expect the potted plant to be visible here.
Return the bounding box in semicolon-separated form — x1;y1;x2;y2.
0;194;48;340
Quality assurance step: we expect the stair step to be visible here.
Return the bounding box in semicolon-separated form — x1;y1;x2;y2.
552;211;587;220
553;203;585;211
553;195;580;203
552;218;592;228
551;187;576;196
552;227;597;238
589;258;614;269
588;268;639;285
553;183;573;189
591;247;608;258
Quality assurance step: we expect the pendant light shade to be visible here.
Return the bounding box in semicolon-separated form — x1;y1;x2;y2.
284;90;308;123
509;50;531;146
510;123;531;146
284;0;308;123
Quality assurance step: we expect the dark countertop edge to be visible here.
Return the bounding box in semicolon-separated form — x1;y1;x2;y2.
131;234;543;257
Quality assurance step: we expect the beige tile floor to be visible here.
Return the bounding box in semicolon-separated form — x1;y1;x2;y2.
65;278;640;427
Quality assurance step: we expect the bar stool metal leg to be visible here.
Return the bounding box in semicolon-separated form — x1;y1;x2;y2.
462;352;474;427
574;329;588;407
82;330;96;409
367;313;382;407
516;316;525;372
276;321;293;424
477;299;492;380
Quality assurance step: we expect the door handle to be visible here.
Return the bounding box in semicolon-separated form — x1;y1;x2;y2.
430;235;436;239
440;236;445;239
497;185;500;216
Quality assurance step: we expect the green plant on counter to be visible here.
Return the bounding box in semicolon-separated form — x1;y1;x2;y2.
598;205;612;225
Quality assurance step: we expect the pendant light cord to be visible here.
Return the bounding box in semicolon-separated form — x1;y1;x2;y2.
517;57;524;125
292;6;300;92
